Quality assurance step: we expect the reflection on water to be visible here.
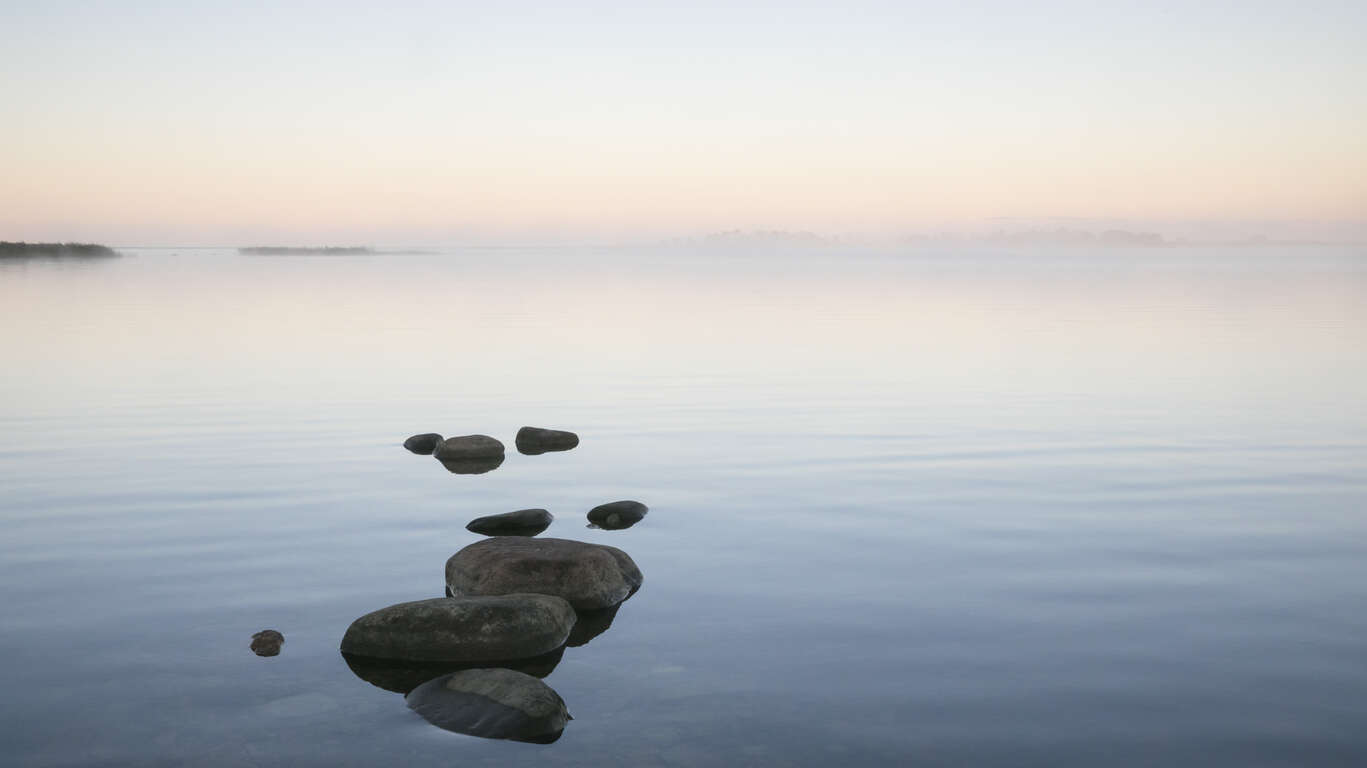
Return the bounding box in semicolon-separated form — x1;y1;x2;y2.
343;646;566;693
438;455;505;475
1;246;1366;766
566;604;622;647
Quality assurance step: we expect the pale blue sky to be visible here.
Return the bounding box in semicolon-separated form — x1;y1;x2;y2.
2;0;1363;243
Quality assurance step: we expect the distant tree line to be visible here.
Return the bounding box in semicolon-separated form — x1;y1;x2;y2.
239;246;374;255
0;241;119;258
983;229;1166;246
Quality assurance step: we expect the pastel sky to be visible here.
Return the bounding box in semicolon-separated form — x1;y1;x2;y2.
2;0;1363;244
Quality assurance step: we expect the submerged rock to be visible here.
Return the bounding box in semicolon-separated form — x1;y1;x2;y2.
439;455;505;475
515;426;579;455
340;595;575;663
403;433;443;455
446;537;643;611
466;508;553;537
587;500;648;530
343;646;565;694
250;629;285;657
406;668;570;743
433;434;505;461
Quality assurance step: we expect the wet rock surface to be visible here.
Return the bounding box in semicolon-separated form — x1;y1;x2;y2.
587;500;648;530
466;508;553;537
515;426;579;455
340;595;575;663
406;668;570;743
250;629;284;657
433;434;505;461
403;433;443;454
446;537;643;611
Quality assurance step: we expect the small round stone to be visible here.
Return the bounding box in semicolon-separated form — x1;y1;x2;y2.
251;629;284;657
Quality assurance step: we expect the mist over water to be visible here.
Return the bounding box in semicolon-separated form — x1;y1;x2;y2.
1;245;1365;766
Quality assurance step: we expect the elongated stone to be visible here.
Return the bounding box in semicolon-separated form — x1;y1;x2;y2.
446;537;642;611
433;434;505;460
340;595;574;663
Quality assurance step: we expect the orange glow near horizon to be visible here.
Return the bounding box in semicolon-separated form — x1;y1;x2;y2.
2;2;1363;244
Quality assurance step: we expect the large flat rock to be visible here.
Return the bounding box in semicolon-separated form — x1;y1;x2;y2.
446;537;643;611
340;594;574;663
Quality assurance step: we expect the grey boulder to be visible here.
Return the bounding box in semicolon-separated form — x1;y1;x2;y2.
433;434;505;461
466;508;553;537
515;426;579;455
587;500;648;530
406;668;570;743
250;629;284;657
446;537;643;611
340;595;575;663
403;433;443;455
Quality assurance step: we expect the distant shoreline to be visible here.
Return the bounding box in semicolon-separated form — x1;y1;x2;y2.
239;246;374;256
0;241;119;259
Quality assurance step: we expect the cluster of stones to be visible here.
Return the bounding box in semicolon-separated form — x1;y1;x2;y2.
333;427;648;743
402;426;579;475
464;499;648;536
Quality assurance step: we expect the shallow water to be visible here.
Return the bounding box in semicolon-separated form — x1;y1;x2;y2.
1;245;1365;766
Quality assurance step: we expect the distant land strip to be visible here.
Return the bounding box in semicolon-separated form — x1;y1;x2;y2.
239;246;374;255
0;241;119;259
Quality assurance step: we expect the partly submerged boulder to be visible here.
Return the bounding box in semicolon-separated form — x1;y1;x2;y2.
587;500;648;530
403;433;443;455
406;668;570;743
466;508;553;537
433;434;505;461
446;537;642;611
250;629;284;657
515;426;579;455
340;595;575;663
343;646;565;694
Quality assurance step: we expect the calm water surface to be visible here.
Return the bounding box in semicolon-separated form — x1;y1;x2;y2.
1;246;1365;766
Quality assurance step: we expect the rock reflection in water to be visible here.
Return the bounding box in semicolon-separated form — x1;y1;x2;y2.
406;668;570;744
438;455;504;475
342;646;565;694
566;604;621;647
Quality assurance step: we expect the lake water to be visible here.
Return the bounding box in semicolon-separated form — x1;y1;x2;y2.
1;245;1365;766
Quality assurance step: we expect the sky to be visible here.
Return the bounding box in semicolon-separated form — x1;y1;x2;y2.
1;0;1364;245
